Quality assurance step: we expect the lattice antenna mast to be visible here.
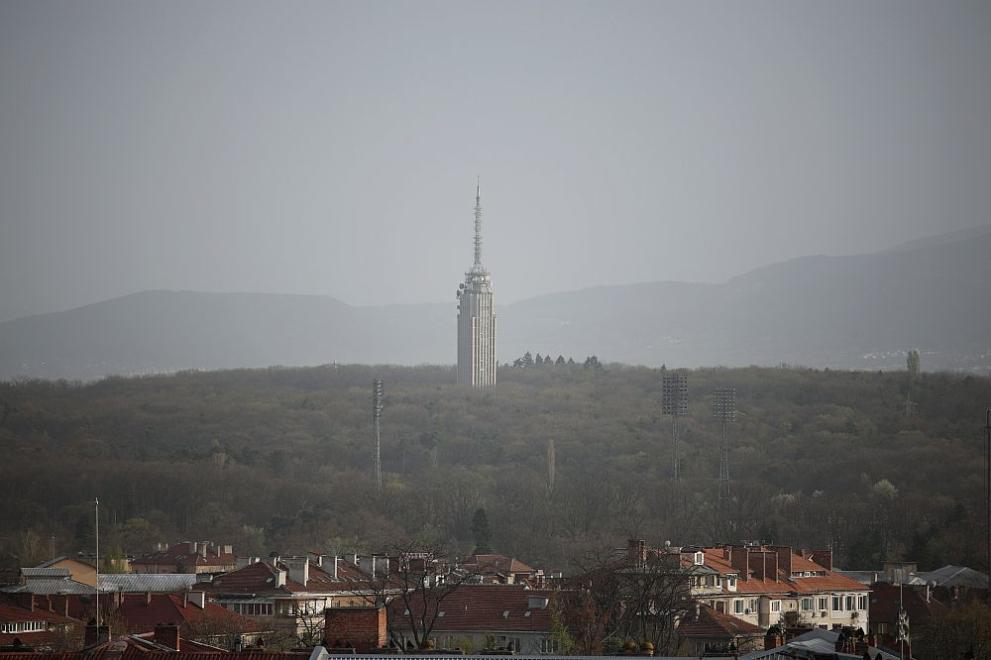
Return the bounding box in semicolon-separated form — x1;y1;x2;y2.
373;379;384;491
473;177;482;268
712;387;737;504
662;373;689;481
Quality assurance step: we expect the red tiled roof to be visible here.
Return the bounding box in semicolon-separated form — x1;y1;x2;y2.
387;585;554;633
678;604;762;639
132;544;234;569
115;594;261;634
204;563;289;595
0;601;76;625
0;643;311;660
869;583;948;626
698;548;867;596
462;555;535;576
206;560;376;596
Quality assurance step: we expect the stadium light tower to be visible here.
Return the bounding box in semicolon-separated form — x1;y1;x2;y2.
373;379;384;491
712;387;737;504
662;373;689;480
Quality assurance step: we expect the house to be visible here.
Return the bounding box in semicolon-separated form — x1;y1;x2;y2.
676;602;763;655
676;543;871;633
0;594;78;649
34;557;99;588
386;584;558;654
867;583;946;653
460;554;538;585
131;542;236;575
0;568;93;596
203;555;380;639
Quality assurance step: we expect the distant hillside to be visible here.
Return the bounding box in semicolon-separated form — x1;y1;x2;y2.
1;227;989;379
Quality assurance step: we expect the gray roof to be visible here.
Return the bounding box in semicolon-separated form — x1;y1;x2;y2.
98;574;198;593
916;565;989;589
740;629;889;660
21;567;70;578
0;578;94;595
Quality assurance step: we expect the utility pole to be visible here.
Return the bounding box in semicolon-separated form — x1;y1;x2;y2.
94;497;100;629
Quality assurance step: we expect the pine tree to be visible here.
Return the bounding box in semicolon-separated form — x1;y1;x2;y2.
471;508;492;554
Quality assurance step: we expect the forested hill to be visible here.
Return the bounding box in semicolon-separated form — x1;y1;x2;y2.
1;226;990;380
1;364;988;575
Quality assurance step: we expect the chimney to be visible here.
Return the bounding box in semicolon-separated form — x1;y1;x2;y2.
723;546;732;561
154;623;181;651
223;545;233;556
809;549;833;571
333;556;340;579
285;558;309;586
198;543;207;558
731;546;750;581
314;554;324;567
273;568;287;588
189;591;206;608
324;607;387;652
84;622;110;647
772;546;793;578
188;541;197;554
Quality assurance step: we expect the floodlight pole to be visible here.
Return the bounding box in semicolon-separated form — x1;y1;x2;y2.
373;380;383;491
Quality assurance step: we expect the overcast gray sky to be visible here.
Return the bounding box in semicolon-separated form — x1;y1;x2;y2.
1;0;988;321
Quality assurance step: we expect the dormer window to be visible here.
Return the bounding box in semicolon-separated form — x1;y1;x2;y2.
694;552;704;565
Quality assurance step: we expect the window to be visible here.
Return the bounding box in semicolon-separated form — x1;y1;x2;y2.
748;599;757;613
857;595;867;610
771;600;781;613
734;600;744;614
832;595;842;611
540;638;558;653
801;598;813;611
818;597;828;611
845;596;854;610
727;576;737;589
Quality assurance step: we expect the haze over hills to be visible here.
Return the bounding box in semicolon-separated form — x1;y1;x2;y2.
1;226;989;380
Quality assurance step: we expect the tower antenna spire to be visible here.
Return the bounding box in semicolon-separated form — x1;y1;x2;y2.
473;177;482;267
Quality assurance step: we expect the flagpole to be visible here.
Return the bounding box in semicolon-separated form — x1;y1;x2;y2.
95;497;100;631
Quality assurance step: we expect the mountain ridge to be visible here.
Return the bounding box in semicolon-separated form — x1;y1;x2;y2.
2;226;989;379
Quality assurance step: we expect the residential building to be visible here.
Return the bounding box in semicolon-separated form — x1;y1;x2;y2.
33;558;98;588
203;556;379;638
386;585;557;654
676;603;762;655
0;594;78;649
460;554;537;585
682;544;870;633
131;542;235;575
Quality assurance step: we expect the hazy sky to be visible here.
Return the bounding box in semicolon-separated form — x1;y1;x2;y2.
1;0;989;321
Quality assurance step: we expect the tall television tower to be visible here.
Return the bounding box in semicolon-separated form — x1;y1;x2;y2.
456;179;497;387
